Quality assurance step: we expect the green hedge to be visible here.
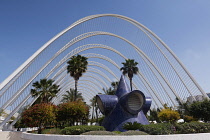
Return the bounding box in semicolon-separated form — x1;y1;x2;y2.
61;125;105;135
120;130;148;135
81;131;117;135
139;122;210;135
139;123;174;135
175;122;210;134
81;130;148;135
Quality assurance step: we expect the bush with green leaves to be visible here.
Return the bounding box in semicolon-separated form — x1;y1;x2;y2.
123;121;142;130
81;131;117;135
121;130;148;135
61;125;105;135
81;130;148;135
175;122;210;134
139;123;174;135
42;128;61;134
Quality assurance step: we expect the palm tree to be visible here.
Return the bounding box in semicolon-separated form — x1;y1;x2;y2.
31;78;60;103
90;96;99;124
102;81;119;95
102;87;115;95
61;88;83;103
111;81;119;93
67;55;88;101
120;59;139;91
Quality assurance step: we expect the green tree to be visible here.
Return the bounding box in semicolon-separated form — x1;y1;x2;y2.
0;109;6;117
148;108;161;123
111;81;119;92
189;99;210;122
61;88;83;103
57;100;89;127
90;96;100;124
67;55;88;101
175;97;190;119
21;103;57;134
102;87;115;95
31;79;60;104
102;81;119;95
120;59;138;91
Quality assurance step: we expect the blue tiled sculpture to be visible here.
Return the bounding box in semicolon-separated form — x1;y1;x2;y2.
96;75;152;131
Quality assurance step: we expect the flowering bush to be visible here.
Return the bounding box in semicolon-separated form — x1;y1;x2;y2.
158;108;180;123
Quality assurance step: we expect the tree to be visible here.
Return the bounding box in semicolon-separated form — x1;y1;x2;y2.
31;78;60;104
67;55;88;101
120;59;138;91
148;108;161;123
102;87;115;95
57;100;89;127
0;109;6;117
90;96;100;124
189;99;210;122
102;81;119;95
158;108;180;123
61;88;83;103
21;103;57;134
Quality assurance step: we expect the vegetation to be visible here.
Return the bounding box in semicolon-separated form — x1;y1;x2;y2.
102;81;119;95
123;121;142;130
189;99;210;122
61;125;105;135
31;78;60;104
56;100;89;128
148;108;161;123
81;131;117;135
81;130;148;135
175;122;210;134
158;108;180;123
41;128;62;134
120;59;138;91
139;123;174;135
67;55;88;101
21;103;57;134
61;88;83;103
120;130;148;135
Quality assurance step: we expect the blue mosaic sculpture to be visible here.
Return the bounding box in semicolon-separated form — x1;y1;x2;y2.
96;75;152;131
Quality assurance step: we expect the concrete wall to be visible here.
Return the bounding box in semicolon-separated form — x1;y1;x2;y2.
21;132;210;140
0;131;23;140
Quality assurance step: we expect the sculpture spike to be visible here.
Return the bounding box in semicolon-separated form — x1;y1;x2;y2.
115;75;130;98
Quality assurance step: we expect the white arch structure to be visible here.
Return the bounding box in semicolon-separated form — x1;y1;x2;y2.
0;14;208;128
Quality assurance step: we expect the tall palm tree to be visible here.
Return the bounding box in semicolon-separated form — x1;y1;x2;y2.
61;88;83;103
90;96;99;123
120;59;139;91
31;78;60;103
67;55;88;101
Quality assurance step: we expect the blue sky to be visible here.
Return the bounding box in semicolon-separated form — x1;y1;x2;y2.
1;0;210;92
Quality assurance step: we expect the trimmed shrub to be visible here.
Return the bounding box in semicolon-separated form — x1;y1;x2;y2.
139;123;174;135
42;128;61;134
81;131;117;135
176;122;210;134
123;121;142;130
61;125;105;135
121;130;148;135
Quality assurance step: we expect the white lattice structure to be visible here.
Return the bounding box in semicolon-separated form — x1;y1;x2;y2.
0;14;208;129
